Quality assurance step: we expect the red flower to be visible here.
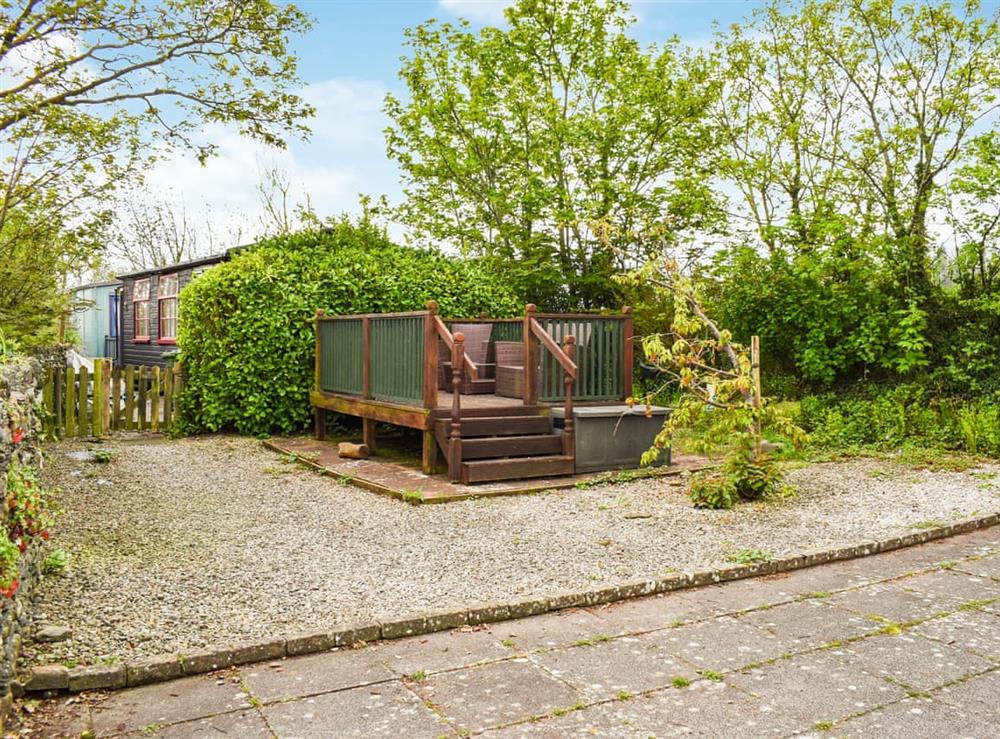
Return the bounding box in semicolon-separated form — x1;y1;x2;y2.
40;531;50;541
0;580;20;598
12;428;24;444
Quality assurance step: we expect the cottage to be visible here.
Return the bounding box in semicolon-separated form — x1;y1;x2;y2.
116;253;229;367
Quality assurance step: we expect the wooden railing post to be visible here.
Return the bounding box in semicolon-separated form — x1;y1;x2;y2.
562;335;576;459
314;310;326;440
361;315;375;450
449;331;465;483
523;304;537;406
422;301;440;474
423;301;439;409
622;306;634;400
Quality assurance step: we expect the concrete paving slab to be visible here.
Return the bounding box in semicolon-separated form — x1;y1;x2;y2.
955;553;1000;580
375;626;509;676
413;657;582;733
89;673;251;736
824;581;950;623
649;616;789;672
621;678;803;737
482;700;652;738
823;696;987;738
491;607;608;652
126;709;272;738
239;647;394;704
898;569;1000;607
531;633;699;700
933;669;1000;720
262;681;450;738
914;609;1000;660
585;591;710;634
829;632;994;691
726;650;908;726
743;600;882;651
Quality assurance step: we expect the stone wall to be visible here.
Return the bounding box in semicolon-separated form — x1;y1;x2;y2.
0;358;45;723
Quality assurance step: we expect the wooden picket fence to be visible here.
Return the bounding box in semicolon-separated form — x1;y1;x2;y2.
42;360;183;438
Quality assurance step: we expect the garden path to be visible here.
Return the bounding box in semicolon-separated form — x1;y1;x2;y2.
23;525;1000;737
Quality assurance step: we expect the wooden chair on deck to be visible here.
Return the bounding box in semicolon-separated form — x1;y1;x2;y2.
438;323;496;394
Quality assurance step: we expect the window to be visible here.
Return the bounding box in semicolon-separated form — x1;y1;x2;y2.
133;279;150;341
158;273;179;343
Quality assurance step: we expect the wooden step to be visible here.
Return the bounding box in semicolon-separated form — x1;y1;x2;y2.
442;415;551;438
460;434;563;460
461;455;575;483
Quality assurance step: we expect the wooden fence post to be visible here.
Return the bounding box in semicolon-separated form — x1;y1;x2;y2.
65;367;76;438
137;366;147;430
751;335;762;455
91;360;103;438
622;306;634;400
151;366;161;433
78;365;89;437
523;304;537;406
102;359;111;436
42;368;54;438
124;366;135;431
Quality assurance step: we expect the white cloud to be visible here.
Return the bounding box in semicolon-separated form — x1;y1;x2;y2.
438;0;511;24
130;77;402;258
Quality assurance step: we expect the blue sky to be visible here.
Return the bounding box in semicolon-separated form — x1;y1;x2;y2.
141;0;999;250
144;1;766;247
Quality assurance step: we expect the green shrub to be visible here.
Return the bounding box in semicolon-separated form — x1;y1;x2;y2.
723;450;784;501
177;219;520;435
798;384;1000;456
689;473;738;509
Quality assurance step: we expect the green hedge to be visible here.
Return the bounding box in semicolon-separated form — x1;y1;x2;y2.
177;221;520;435
797;384;1000;456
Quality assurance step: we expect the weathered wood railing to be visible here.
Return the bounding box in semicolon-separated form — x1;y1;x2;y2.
42;360;183;438
528;307;633;403
525;305;578;458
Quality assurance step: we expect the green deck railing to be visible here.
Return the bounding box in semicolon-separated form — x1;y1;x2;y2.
316;307;632;408
537;316;626;402
319;318;363;395
370;316;425;405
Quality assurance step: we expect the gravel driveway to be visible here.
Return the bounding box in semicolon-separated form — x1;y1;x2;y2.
25;435;1000;667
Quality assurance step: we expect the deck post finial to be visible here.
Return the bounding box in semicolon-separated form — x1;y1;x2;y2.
565;335;576;346
525;303;536;315
426;299;438;314
316;309;326;317
622;305;632;314
453;331;465;343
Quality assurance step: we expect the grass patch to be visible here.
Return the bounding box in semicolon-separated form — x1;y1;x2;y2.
911;519;947;530
408;669;427;682
726;548;772;565
813;720;834;731
616;690;632;701
572;633;612;647
701;670;724;682
671;676;691;688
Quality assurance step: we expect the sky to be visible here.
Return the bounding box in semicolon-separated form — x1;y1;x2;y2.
141;0;764;249
140;0;1000;253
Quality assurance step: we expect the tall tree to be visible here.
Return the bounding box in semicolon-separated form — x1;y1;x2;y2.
384;0;720;309
713;0;1000;293
0;0;314;342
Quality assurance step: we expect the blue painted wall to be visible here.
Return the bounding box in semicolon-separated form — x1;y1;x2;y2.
70;282;120;358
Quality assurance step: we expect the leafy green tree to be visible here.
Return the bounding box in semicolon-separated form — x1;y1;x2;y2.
707;0;999;388
0;0;314;343
178;219;520;436
385;0;721;310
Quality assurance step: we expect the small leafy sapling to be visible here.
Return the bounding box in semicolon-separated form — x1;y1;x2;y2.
626;259;807;508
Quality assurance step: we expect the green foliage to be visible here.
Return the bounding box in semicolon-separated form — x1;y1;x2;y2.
385;0;722;309
688;473;737;510
177;219;519;436
722;448;784;502
798;385;1000;457
725;548;772;565
42;549;69;576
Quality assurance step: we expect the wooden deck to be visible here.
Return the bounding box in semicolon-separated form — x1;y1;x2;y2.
264;436;705;503
311;302;636;483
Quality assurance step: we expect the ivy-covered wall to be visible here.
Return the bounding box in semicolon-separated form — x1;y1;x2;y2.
0;358;47;724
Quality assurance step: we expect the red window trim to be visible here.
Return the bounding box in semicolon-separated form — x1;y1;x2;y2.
158;273;179;341
133;278;151;342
